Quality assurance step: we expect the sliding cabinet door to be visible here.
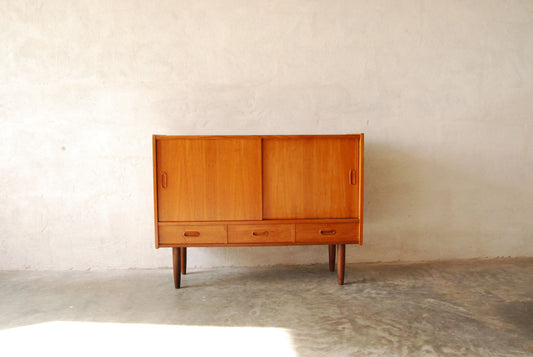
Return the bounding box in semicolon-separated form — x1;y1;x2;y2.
262;136;359;219
156;137;262;221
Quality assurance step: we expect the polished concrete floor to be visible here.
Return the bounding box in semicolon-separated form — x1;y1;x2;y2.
0;258;532;356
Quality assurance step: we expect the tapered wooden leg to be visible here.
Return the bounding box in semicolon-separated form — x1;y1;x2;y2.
337;244;345;285
181;247;187;275
328;245;336;272
172;247;181;289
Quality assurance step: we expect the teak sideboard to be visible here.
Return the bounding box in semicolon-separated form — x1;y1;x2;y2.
153;134;364;288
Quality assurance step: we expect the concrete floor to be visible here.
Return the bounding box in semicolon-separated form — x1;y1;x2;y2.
0;258;532;356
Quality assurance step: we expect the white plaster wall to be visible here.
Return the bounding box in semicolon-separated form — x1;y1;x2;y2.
1;0;532;270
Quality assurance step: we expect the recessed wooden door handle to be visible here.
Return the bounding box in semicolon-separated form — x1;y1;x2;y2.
183;231;200;237
320;230;336;235
252;231;269;236
349;170;357;185
162;172;168;188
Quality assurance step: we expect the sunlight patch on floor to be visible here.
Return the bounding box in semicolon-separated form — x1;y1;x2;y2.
0;321;297;357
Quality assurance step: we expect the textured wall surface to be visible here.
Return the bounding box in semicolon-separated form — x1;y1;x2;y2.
1;0;532;270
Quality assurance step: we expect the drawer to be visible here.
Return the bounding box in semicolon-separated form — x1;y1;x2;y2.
158;225;227;245
295;223;359;243
228;224;295;244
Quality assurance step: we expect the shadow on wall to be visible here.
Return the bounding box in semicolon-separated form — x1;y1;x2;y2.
362;139;532;261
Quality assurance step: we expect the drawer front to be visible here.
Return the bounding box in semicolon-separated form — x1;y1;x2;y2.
158;225;227;245
295;223;359;243
228;224;295;244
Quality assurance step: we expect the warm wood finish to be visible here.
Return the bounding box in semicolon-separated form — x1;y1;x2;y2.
153;136;160;249
337;244;345;285
173;247;181;288
181;247;187;275
328;245;336;272
158;224;227;245
228;224;295;244
156;137;262;221
262;136;359;219
358;134;365;244
153;134;364;288
159;218;359;225
295;223;359;244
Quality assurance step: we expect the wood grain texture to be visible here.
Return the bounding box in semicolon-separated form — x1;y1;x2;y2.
295;223;359;244
228;224;295;244
181;247;187;275
337;244;345;285
262;136;359;219
156;137;262;221
154;134;357;140
158;218;359;226
358;133;364;245
329;245;336;272
152;135;159;249
173;247;181;289
153;134;364;287
159;225;227;245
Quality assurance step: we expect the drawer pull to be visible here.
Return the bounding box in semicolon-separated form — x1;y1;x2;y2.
183;231;200;237
252;231;269;237
320;229;336;235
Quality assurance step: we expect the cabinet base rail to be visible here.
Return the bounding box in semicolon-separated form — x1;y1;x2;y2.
171;244;346;289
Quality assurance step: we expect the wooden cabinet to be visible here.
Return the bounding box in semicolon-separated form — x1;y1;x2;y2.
153;134;364;288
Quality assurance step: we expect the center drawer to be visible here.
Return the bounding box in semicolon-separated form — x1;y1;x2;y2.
228;224;295;244
158;224;227;245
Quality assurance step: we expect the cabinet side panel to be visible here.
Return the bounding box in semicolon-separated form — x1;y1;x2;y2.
263;136;359;219
358;133;364;245
153;135;159;248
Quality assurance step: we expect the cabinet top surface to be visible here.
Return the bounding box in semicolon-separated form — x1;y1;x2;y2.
154;134;363;140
